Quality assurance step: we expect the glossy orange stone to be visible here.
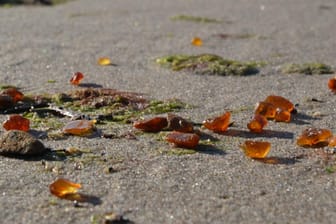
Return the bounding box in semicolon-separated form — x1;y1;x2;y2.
63;120;95;135
191;37;203;46
133;117;168;132
274;108;291;122
166;131;200;149
3;114;30;131
264;95;294;112
167;113;193;133
328;77;336;93
203;112;231;133
98;57;111;66
49;178;81;198
1;88;24;103
255;102;276;119
70;72;84;85
247;114;268;133
297;127;333;147
240;140;271;159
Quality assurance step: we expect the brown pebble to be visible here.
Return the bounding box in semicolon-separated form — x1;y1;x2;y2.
0;130;47;156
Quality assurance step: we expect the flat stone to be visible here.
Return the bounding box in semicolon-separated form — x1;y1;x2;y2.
0;130;47;156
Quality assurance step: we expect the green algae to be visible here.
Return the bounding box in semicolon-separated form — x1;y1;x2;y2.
156;54;264;76
281;62;334;75
170;15;222;23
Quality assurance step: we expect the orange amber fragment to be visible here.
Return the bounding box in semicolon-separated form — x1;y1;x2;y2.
240;140;271;159
3;114;30;131
49;178;81;197
63;120;95;135
328;136;336;147
328;77;336;93
297;127;333;147
70;72;84;85
247;114;267;133
133;117;168;132
166;131;200;149
274;108;291;122
203;112;231;133
191;37;203;46
255;102;276;119
1;88;24;103
167;113;193;133
98;57;112;66
264;95;294;112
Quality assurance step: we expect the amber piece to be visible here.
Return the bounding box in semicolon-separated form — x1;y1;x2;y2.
49;178;81;197
328;136;336;147
167;113;193;133
133;117;168;132
98;57;111;66
203;112;231;133
3;114;30;131
255;102;276;119
63;120;95;135
166;131;200;149
247;114;267;133
274;108;291;122
191;37;203;46
0;95;14;109
297;127;333;147
1;88;24;103
240;140;271;159
264;95;294;112
328;77;336;92
70;72;84;85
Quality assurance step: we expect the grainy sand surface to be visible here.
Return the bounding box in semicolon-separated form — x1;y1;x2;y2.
1;0;336;223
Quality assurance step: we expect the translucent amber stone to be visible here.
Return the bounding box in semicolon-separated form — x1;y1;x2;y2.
3;114;30;131
49;178;81;197
133;117;168;132
98;57;112;66
274;108;291;122
240;140;271;159
166;131;200;149
264;95;294;112
247;114;267;133
328;77;336;92
1;88;24;103
297;127;333;147
167;113;193;133
63;120;95;135
191;37;203;46
255;102;276;119
70;72;84;85
203;112;231;133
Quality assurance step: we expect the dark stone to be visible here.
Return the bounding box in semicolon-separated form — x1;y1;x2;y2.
0;130;47;156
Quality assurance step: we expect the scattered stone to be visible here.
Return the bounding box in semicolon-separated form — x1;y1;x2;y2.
0;130;47;156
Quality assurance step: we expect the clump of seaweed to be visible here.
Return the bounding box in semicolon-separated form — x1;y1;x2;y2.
156;54;263;76
170;15;222;23
281;63;333;75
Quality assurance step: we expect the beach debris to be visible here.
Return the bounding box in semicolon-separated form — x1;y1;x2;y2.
240;140;271;159
98;57;112;66
49;178;81;198
264;95;294;112
191;37;203;46
297;127;333;147
3;114;30;131
156;54;261;76
247;114;267;133
63;120;95;136
133;116;168;132
0;130;46;156
166;113;193;133
70;72;84;85
1;88;24;103
274;108;291;122
328;76;336;93
170;15;222;23
281;63;333;75
203;111;231;133
0;94;14;109
166;131;200;149
255;102;277;119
